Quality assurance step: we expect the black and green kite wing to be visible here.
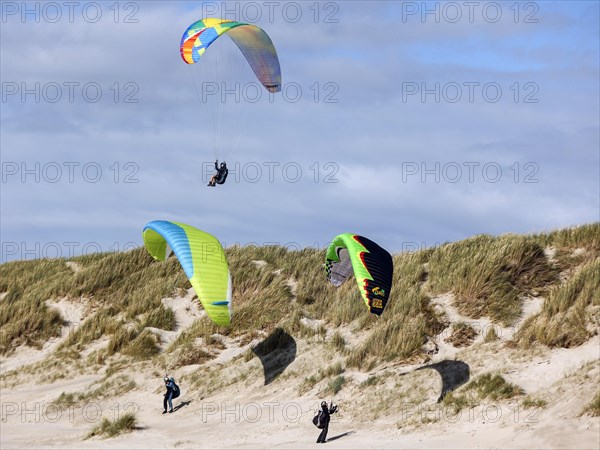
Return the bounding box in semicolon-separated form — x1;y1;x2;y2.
325;233;394;315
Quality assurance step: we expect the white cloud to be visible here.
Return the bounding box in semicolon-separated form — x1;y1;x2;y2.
1;1;598;261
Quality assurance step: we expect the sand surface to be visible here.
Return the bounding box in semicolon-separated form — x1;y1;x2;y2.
1;292;598;449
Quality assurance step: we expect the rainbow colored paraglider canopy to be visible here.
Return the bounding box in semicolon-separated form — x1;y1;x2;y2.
180;18;281;93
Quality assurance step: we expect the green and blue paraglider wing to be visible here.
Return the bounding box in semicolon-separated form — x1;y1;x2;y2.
143;220;232;326
325;233;393;315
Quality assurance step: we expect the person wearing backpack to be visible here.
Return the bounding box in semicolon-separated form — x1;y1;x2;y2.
315;401;338;443
163;375;180;414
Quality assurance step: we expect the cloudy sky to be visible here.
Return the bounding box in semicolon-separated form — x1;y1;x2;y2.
1;1;598;261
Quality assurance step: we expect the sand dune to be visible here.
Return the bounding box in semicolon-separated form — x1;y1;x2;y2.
1;287;598;450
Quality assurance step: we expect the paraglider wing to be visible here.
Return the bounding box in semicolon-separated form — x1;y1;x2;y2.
142;220;232;326
180;18;281;93
325;233;393;315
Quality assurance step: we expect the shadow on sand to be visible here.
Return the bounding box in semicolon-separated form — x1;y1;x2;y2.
417;360;470;402
326;431;355;442
252;327;297;385
172;400;192;412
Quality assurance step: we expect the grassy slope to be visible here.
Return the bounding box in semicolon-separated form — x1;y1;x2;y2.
0;222;598;376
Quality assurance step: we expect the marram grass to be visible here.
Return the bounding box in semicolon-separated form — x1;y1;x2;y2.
0;223;598;369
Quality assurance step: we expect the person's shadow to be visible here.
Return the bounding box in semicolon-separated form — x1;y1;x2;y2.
417;360;470;402
326;431;355;442
172;400;192;412
252;328;297;385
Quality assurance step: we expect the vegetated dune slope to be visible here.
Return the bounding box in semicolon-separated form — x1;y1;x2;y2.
1;223;598;449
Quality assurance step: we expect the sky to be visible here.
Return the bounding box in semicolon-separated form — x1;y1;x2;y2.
1;1;599;262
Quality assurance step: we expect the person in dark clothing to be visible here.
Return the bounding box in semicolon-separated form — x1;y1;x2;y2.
208;160;228;187
163;376;175;414
317;401;338;443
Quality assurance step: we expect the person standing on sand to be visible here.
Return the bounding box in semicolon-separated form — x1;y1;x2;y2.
163;376;175;414
317;401;338;443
